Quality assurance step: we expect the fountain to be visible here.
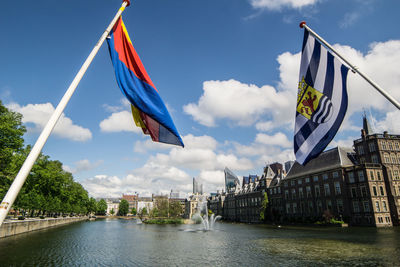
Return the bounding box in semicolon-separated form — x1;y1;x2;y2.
191;196;221;231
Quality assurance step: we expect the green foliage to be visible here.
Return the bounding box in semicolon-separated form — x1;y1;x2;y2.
131;207;137;215
118;199;129;216
260;192;269;221
144;218;183;224
0;100;91;217
141;207;148;215
97;199;107;215
169;201;183;217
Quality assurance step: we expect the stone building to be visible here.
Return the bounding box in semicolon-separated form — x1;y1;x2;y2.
268;116;396;227
122;194;138;214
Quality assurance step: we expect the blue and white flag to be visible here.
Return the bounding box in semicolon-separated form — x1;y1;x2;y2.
294;30;349;165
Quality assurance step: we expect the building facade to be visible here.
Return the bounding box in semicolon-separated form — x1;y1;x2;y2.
208;117;399;227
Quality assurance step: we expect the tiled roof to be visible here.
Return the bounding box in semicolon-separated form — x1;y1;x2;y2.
285;147;355;179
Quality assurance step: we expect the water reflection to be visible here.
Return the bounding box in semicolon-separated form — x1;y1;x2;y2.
0;219;399;266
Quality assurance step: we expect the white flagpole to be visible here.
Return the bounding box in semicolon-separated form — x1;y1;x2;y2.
0;0;131;227
300;21;400;111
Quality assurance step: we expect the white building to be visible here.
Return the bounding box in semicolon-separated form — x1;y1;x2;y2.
106;199;120;216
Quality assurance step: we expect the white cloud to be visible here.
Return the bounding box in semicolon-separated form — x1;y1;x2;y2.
255;132;292;148
62;159;103;174
340;12;360;28
375;110;400;134
250;0;319;10
183;79;292;127
99;110;142;133
7;102;92;141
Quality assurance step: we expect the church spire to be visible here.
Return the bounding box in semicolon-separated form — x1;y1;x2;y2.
362;111;373;135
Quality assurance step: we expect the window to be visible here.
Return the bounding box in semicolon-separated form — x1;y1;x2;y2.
380;186;385;196
358;171;365;182
351;187;357;198
313;176;319;182
324;184;331;196
306;186;311;197
291;180;295;186
353;201;360;213
382;201;388;212
384;154;390;163
370;171;375;181
363;201;370;212
314;185;320;197
375;201;380;212
348;172;355;183
371;154;379;164
337;199;344;213
333;171;339;178
299;188;304;198
293;203;297;214
284;182;288;187
308;201;313;213
305;177;310;183
291;188;296;199
298;179;303;185
392;155;397;164
277;187;281;194
377;172;382;181
360;186;368;197
317;200;323;212
378;217;383;223
393;170;399;179
389;142;394;150
369;142;376;152
286;203;291;214
373;186;378;196
381;141;387;150
334;182;341;195
327;200;332;210
323;174;328;180
395;142;400;151
358;145;364;155
285;190;289;199
385;216;391;223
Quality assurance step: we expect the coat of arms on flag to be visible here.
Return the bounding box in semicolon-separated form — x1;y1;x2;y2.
294;29;349;165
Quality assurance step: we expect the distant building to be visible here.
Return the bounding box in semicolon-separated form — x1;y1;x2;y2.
122;194;138;213
106;199;120;216
137;197;153;214
193;178;203;195
267;115;397;227
224;167;240;193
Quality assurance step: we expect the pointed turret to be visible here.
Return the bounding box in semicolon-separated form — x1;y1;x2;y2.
362;112;373;135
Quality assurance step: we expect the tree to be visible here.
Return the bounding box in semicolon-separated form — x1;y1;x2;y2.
87;197;97;215
97;199;107;215
118;199;129;216
131;207;137;215
138;207;147;219
169;201;183;217
110;208;115;215
260;192;269;221
0;100;26;199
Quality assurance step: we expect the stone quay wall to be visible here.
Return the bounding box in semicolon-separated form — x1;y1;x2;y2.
0;216;87;238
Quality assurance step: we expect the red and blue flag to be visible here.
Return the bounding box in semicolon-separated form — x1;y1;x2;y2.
107;18;184;147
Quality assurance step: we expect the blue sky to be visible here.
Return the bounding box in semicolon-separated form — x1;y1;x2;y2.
1;0;400;198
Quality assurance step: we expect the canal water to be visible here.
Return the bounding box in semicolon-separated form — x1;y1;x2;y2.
0;219;399;266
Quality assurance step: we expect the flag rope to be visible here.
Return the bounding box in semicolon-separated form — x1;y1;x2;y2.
300;21;400;111
0;0;131;227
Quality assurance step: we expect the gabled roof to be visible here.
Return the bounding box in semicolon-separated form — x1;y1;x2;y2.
285;147;355;179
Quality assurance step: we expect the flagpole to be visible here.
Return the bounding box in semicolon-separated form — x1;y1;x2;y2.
300;21;400;111
0;0;131;227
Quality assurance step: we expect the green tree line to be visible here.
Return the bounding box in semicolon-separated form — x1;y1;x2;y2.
0;100;105;217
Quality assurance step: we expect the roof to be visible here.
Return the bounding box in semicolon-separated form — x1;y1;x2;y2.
285;147;355;179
